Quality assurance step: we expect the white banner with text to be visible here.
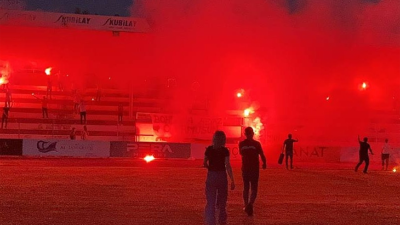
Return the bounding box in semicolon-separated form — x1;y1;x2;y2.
23;139;110;157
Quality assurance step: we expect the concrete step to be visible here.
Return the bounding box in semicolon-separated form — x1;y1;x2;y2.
0;133;136;141
0;128;135;136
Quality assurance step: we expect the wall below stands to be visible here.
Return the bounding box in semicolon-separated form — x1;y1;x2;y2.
1;139;399;165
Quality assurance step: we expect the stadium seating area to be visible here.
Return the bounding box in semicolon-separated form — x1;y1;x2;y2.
0;84;166;141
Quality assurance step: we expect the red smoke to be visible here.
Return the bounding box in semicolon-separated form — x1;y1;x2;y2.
130;0;400;146
0;0;399;147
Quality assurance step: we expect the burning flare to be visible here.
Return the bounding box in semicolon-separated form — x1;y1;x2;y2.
250;117;264;140
45;67;52;75
244;107;254;117
361;82;368;90
236;89;245;98
144;155;155;163
243;107;264;140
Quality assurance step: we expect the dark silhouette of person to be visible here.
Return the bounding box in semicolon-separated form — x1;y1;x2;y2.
355;135;374;174
81;125;89;140
1;106;9;129
282;134;298;169
70;127;76;140
239;127;266;216
204;131;235;225
42;96;48;118
4;88;11;108
33;94;48;118
79;100;87;124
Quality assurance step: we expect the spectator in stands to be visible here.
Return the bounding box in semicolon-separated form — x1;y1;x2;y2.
203;131;235;225
42;96;49;119
381;139;391;171
33;95;49;119
118;104;123;124
1;106;9;129
81;125;89;140
79;100;87;124
4;88;12;108
70;127;76;140
47;76;53;99
282;134;298;170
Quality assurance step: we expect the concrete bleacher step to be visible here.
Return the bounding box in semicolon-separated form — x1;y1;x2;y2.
5;84;172;99
9;103;159;114
3;122;135;131
2;96;130;106
9;107;129;116
0;94;130;104
8;113;121;122
2;96;161;108
6;85;130;97
9;107;159;120
5;117;135;126
0;128;135;136
0;133;136;141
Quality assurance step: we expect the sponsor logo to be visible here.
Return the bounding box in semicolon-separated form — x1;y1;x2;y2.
55;15;91;24
127;143;173;153
37;141;57;153
127;142;173;157
58;143;93;151
294;147;327;158
102;18;136;27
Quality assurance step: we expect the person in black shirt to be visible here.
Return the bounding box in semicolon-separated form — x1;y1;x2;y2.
203;131;235;225
282;134;298;170
239;127;266;216
355;135;374;173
